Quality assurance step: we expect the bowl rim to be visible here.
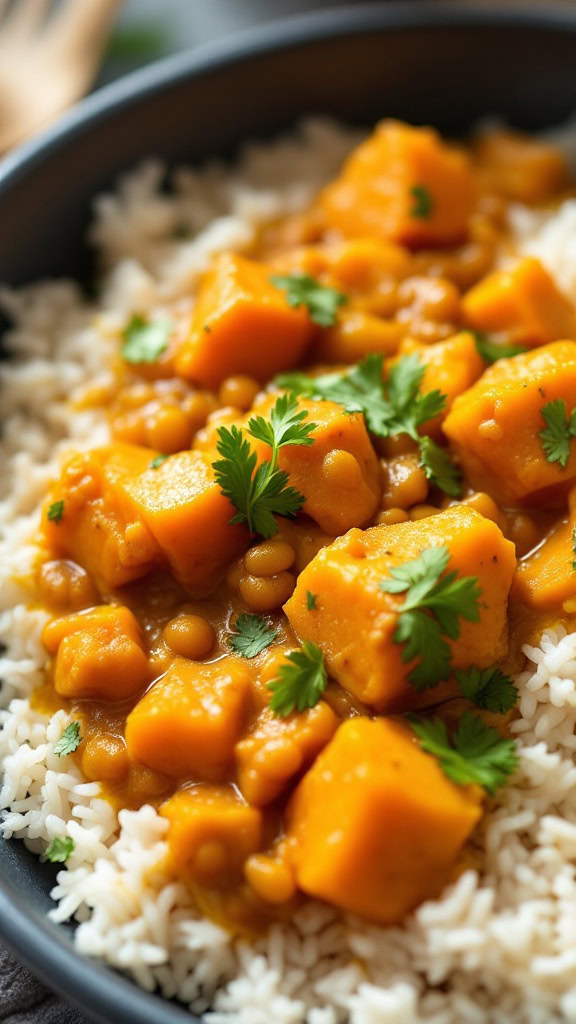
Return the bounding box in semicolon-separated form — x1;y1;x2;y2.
2;2;576;1022
1;0;576;194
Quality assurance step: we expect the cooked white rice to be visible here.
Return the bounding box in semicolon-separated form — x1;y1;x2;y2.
4;119;576;1023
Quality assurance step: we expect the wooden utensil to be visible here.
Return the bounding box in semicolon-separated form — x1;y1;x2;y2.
0;0;125;153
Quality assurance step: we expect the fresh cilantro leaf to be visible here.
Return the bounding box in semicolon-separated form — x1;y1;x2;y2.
418;435;462;497
247;391;316;451
539;399;576;468
395;609;452;691
45;836;75;863
268;641;327;716
306;591;318;610
472;330;527;364
54;721;82;757
277;353;446;442
380;545;481;689
270;273;347;327
47;500;64;524
121;314;172;364
213;393;315;538
455;667;517;714
150;454;169;470
411;711;518;794
229;613;278;658
573;525;576;572
410;184;434;219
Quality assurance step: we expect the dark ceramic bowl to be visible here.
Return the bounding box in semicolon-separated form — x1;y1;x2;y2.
2;4;576;1022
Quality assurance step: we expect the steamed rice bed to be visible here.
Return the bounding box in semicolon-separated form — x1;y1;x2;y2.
3;118;576;1022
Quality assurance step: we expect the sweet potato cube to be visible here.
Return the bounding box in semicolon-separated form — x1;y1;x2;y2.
50;605;149;700
473;130;568;203
235;702;338;806
287;717;482;924
162;785;263;882
250;395;381;535
42;446;164;591
320;120;474;248
462;257;576;346
116;449;248;594
393;332;484;436
125;656;251;779
284;506;516;708
514;485;576;609
313;310;404;364
443;340;576;504
175;252;315;387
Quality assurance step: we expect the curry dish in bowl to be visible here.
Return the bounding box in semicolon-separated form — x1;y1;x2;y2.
3;116;576;1021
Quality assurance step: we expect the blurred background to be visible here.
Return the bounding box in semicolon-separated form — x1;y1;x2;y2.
0;0;565;157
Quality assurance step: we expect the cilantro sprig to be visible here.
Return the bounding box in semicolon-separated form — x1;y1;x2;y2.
410;184;434;219
277;354;459;496
45;836;75;863
270;273;347;327
539;399;576;468
455;667;517;714
268;641;327;717
229;613;278;658
380;546;481;690
472;330;527;364
54;721;82;757
121;314;172;364
47;500;65;525
410;712;518;794
213;392;316;538
418;436;462;498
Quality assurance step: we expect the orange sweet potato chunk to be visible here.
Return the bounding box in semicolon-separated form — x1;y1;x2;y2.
462;257;576;346
42;445;164;591
514;485;576;609
284;506;516;708
443;340;576;504
125;656;251;779
250;394;381;535
48;605;149;700
286;717;482;924
175;252;315;387
116;449;248;594
162;785;263;883
320;120;474;248
473;130;568;203
235;702;338;806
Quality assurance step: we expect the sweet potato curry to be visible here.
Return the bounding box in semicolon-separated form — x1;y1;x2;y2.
32;121;576;931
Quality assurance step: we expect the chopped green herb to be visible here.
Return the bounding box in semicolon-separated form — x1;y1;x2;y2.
410;184;434;219
306;591;318;611
121;314;172;364
573;525;576;572
47;500;64;524
455;666;517;714
277;353;446;443
229;613;278;658
54;721;82;757
418;436;462;498
472;330;527;364
410;711;518;794
380;545;481;690
45;836;75;863
268;641;327;717
150;454;169;470
213;392;316;538
539;398;576;468
270;273;347;327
